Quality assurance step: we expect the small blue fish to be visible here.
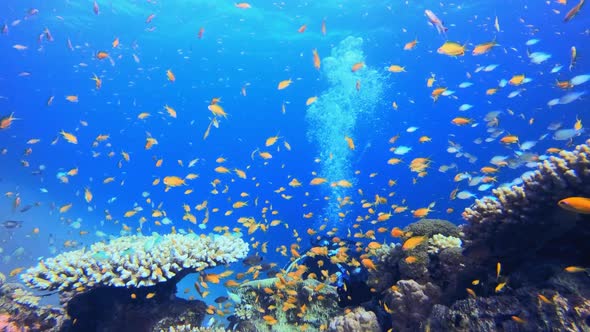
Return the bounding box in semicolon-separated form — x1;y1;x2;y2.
525;38;540;46
529;52;551;64
559;91;586;104
459;104;473;111
458;82;473;88
478;184;494;191
484;64;499;72
550;65;563;74
394;146;412;155
508;90;522;98
570;74;590;86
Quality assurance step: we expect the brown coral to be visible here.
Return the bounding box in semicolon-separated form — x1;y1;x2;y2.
328;307;380;332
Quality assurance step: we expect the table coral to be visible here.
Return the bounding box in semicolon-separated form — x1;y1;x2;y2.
21;233;248;293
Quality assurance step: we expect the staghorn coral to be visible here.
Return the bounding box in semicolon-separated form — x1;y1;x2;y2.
328;307;380;332
21;232;248;294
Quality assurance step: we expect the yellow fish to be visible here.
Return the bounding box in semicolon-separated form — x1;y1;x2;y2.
277;79;292;90
208;103;227;118
60;130;78;144
508;74;525;86
164;105;177;118
387;65;406;73
345;136;355;150
437;41;465;56
59;203;73;213
163;176;186;187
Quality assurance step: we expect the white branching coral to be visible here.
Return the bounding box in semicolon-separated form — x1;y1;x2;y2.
427;234;462;254
21;233;248;293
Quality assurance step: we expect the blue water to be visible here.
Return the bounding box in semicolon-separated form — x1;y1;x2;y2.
0;0;589;308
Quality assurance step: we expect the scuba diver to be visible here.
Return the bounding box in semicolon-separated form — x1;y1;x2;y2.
285;234;372;307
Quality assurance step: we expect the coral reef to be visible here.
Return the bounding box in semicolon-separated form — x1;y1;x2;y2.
428;283;590;332
22;233;249;294
422;141;590;331
230;276;342;331
462;140;590;260
16;233;248;332
371;140;590;331
369;219;465;293
404;218;461;238
0;282;65;331
328;307;380;332
58;284;208;332
385;280;441;332
368;219;466;331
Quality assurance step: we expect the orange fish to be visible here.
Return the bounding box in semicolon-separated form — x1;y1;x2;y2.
60;130;78;144
472;40;496;55
65;95;79;103
297;24;307;33
500;135;519;144
91;74;102;89
351;62;364;72
96;51;109;60
402;236;427;250
277;79;292;90
451;117;473;126
312;49;321;70
166;69;175;82
564;0;585;22
0;113;17;129
404;39;418;50
390;227;404;237
235;3;251;9
558;197;590;214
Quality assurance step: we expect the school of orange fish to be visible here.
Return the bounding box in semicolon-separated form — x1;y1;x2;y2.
0;0;589;325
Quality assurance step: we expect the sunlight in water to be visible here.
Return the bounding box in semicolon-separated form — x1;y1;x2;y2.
305;36;384;233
